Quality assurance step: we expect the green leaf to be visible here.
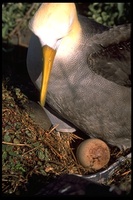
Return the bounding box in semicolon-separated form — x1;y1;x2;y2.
117;3;124;18
2;151;7;160
8;151;19;157
38;150;45;161
4;132;11;142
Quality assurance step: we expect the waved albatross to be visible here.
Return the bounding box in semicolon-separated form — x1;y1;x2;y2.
27;3;131;150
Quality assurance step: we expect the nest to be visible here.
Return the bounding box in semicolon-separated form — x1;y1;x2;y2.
2;77;131;195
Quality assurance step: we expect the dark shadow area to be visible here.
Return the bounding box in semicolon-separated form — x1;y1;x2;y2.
3;174;131;196
2;42;39;106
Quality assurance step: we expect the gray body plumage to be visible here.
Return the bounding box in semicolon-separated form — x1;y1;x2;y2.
27;15;131;149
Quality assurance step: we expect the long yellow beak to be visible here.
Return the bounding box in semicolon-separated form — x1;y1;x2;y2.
40;45;56;107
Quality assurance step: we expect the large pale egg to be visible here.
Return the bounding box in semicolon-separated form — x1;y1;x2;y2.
76;138;110;171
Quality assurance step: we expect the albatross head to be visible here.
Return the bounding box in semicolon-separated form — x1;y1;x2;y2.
29;3;80;107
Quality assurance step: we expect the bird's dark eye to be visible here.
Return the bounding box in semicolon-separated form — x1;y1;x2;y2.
57;37;62;42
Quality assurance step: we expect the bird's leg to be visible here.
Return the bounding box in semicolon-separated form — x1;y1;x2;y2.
76;153;131;185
